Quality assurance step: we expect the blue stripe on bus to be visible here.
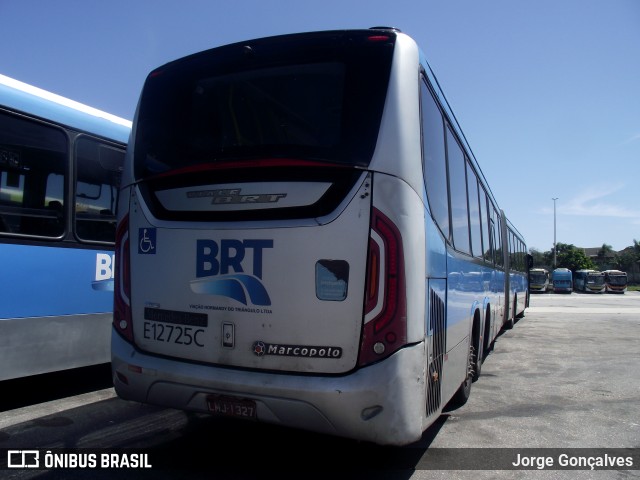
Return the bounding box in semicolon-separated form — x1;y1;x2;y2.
0;244;114;319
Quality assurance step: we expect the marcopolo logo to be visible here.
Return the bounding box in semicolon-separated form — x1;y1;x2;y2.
191;239;273;306
252;341;343;359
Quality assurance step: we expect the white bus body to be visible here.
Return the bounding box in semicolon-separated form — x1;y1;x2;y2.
529;268;550;293
603;270;627;294
112;29;528;446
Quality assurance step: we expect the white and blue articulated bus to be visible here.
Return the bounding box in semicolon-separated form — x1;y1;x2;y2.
0;74;131;381
112;29;529;446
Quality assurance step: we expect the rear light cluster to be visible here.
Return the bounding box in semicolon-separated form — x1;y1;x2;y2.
113;214;133;342
359;208;407;366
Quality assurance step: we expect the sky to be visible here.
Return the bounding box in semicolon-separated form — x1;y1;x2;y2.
1;0;638;252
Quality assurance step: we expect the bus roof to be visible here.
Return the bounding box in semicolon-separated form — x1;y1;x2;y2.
0;74;131;144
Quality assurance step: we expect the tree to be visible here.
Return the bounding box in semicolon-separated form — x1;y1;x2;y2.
618;250;637;272
553;243;595;272
617;239;640;274
529;248;550;270
595;243;616;270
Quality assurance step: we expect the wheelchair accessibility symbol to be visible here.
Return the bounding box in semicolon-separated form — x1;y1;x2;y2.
138;228;156;254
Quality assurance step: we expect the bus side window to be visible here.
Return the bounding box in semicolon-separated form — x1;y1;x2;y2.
74;138;124;243
466;161;483;259
482;190;492;263
0;111;67;238
446;125;470;254
420;80;449;240
492;207;503;267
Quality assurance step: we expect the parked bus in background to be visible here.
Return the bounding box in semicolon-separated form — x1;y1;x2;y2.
111;28;529;446
529;268;550;293
603;270;627;294
573;269;605;293
552;268;573;293
0;74;131;381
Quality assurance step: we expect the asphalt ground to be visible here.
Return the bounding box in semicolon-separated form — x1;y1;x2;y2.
410;291;640;479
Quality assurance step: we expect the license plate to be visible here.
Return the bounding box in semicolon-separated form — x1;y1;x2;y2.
207;395;257;419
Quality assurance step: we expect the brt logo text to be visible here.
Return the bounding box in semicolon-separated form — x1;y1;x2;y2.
93;253;115;292
95;253;116;281
192;239;273;306
196;239;273;279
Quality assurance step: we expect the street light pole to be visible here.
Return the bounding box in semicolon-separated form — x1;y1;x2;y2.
552;197;558;268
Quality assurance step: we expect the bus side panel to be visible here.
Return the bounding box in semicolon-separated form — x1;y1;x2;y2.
370;173;426;344
1;314;111;381
0;243;113;380
0;244;114;318
442;249;475;405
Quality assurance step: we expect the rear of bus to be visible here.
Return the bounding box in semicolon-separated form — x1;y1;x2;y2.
112;30;429;445
552;268;573;293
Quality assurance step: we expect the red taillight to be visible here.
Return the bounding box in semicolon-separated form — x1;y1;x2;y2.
113;214;133;342
364;236;380;315
359;208;407;366
367;35;391;42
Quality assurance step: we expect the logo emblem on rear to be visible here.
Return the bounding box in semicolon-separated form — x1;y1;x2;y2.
192;239;272;306
187;188;286;205
253;341;267;356
251;341;343;359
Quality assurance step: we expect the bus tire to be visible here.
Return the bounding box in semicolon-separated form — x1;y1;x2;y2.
472;312;482;382
516;293;525;319
483;305;493;358
505;295;516;329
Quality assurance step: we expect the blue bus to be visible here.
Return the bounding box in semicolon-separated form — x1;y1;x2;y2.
112;28;529;445
552;268;573;293
0;74;131;381
573;269;605;293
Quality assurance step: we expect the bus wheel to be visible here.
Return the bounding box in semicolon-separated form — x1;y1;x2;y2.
483;305;493;358
505;295;516;330
450;343;473;408
472;313;482;382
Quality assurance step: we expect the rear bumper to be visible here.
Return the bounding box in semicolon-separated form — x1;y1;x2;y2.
529;285;547;292
112;329;427;446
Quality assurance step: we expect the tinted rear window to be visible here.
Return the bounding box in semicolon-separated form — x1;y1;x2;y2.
134;31;396;179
